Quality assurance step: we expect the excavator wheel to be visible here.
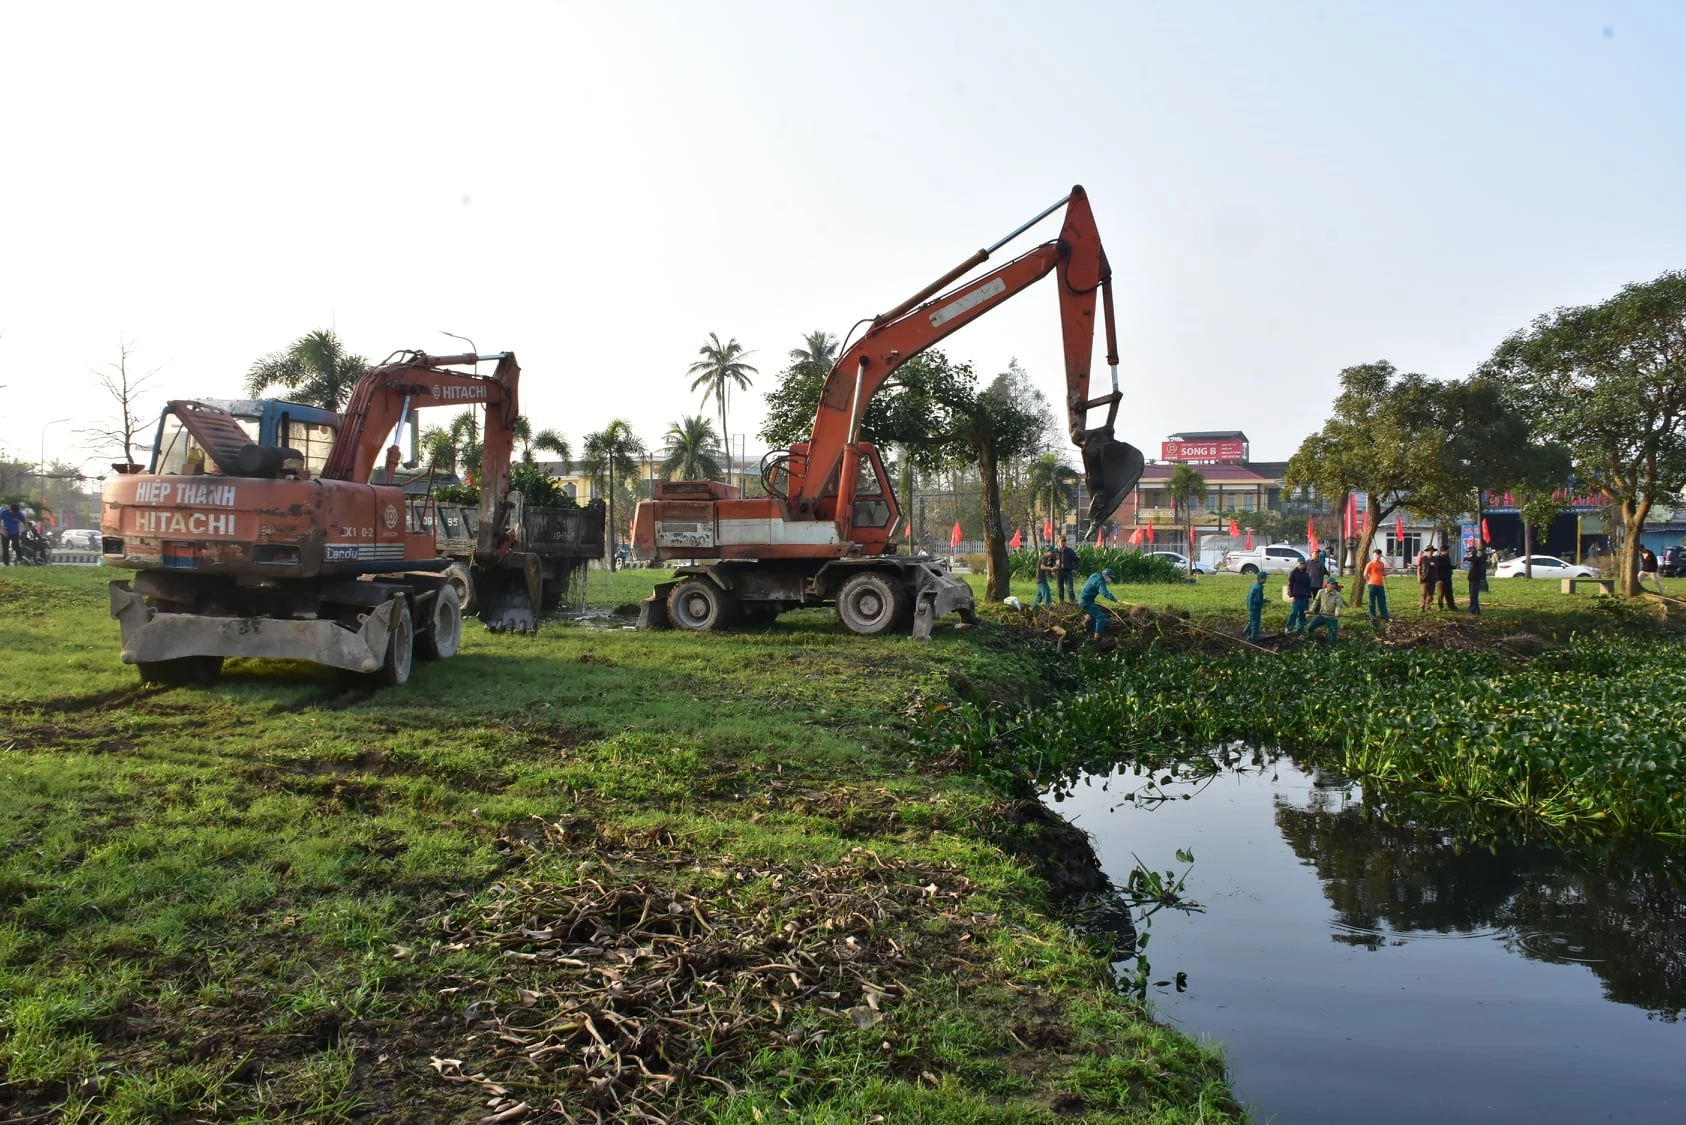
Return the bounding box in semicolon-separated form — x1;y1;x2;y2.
444;562;477;616
138;655;224;687
835;571;910;636
667;577;735;631
372;602;415;686
417;585;462;661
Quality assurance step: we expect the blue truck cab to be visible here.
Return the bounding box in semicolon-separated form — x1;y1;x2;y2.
147;398;340;477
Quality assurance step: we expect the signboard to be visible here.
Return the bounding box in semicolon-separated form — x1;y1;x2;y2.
1480;489;1608;513
1161;439;1245;462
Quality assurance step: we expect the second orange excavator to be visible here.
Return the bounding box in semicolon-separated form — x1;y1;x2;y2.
634;185;1145;638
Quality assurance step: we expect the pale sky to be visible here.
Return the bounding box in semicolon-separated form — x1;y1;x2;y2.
3;1;1682;480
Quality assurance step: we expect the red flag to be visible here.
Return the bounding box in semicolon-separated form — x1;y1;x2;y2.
1307;517;1318;555
903;521;911;539
1095;524;1104;548
950;520;962;547
1346;494;1358;540
1395;515;1404;545
1129;526;1143;547
1244;528;1253;550
1228;518;1241;536
1146;523;1156;543
1043;519;1053;541
1009;528;1022;549
1481;518;1491;544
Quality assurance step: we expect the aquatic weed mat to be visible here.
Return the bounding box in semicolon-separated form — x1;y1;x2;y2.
424;817;988;1122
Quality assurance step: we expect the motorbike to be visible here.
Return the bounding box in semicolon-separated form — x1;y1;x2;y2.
15;531;52;565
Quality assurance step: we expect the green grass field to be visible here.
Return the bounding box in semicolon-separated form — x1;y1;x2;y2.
1;566;1239;1124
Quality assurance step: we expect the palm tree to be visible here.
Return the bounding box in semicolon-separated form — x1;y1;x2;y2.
531;428;570;466
1025;454;1079;545
1167;463;1209;573
687;333;757;454
245;329;369;412
660;415;725;481
419;427;459;474
788;330;838;373
448;410;482;482
583;419;647;570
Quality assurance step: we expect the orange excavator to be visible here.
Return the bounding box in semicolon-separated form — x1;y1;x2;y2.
633;185;1145;638
102;351;541;685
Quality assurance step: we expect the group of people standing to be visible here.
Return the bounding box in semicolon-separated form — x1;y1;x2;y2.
1416;545;1487;614
1250;544;1492;643
1029;534;1122;638
1261;548;1344;643
1032;537;1081;607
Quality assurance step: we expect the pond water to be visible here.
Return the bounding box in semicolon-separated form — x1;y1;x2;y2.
1045;755;1686;1125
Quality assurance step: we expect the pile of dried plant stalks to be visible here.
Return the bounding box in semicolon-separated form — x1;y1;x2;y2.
424;818;989;1123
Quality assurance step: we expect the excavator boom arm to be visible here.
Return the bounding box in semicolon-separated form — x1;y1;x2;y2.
323;351;522;556
791;186;1142;526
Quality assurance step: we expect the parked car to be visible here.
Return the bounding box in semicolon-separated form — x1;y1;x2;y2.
1493;554;1598;579
1661;546;1685;578
1148;550;1214;575
1223;543;1308;575
57;528;100;551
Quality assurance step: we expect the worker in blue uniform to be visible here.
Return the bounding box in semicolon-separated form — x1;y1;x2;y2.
1079;567;1118;636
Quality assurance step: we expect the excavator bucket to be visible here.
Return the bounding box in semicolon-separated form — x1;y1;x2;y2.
1082;434;1146;526
475;550;543;634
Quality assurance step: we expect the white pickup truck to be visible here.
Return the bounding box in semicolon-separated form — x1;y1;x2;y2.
1223;543;1308;574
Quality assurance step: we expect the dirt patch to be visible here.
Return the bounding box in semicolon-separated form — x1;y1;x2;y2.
979;799;1110;901
418;817;995;1122
29;686;149;716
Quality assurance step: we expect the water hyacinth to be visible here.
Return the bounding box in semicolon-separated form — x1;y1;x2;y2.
925;635;1686;841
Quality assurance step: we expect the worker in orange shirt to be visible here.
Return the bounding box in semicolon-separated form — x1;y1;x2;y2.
1364;548;1391;621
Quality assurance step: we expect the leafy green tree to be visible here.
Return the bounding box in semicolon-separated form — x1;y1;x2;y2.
583;420;647;569
934;364;1047;601
659;415;725;481
245;329;368;412
1166;464;1208;566
506;461;573;507
1286;361;1473;567
1480;271;1686;596
1025;454;1079;543
687;333;757;454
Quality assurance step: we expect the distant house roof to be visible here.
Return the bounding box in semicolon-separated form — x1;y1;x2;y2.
1244;460;1290;480
1168;430;1249;442
1138;463;1274;484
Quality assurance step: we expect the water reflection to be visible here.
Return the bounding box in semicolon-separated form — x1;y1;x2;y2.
1274;775;1686;1020
1046;753;1686;1125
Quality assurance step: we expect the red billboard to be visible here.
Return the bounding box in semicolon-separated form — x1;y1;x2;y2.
1161;439;1245;462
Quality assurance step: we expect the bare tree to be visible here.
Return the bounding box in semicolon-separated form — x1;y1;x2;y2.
81;336;159;468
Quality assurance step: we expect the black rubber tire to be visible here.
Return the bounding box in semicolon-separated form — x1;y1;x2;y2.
835;571;910;636
1240;564;1259;575
373;602;414;686
417;585;462;661
138;655;224;686
667;577;734;631
443;562;477;616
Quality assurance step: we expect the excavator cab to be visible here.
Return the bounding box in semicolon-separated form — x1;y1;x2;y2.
1082;433;1146;526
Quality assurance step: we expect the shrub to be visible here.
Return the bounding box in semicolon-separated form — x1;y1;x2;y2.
1005;547;1182;584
